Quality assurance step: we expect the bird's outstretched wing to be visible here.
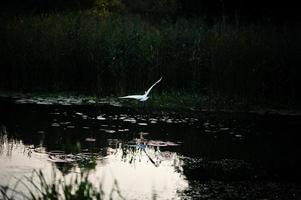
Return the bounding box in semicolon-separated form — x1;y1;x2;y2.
119;95;143;100
144;77;162;96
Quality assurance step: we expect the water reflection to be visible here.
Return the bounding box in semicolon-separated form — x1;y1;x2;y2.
0;127;188;199
1;97;301;199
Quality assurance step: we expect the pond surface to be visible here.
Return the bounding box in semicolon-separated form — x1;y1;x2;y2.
0;97;301;199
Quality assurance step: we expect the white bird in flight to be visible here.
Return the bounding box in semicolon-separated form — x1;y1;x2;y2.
119;77;162;101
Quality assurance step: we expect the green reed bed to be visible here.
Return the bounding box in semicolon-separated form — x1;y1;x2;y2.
0;12;300;107
0;169;125;200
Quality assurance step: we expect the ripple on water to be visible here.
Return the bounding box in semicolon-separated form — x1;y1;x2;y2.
85;138;96;142
48;151;89;163
118;129;129;132
138;122;148;126
51;123;60;127
123;118;137;123
147;140;180;147
97;115;106;120
34;147;47;153
139;132;149;136
37;130;45;134
100;129;116;134
165;119;173;123
60;121;71;125
219;127;230;131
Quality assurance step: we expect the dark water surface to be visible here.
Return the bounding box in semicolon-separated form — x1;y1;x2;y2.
0;97;301;199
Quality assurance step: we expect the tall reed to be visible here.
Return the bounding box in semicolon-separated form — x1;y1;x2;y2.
0;12;300;105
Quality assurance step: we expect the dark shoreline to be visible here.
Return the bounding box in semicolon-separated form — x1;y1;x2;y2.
1;92;301;118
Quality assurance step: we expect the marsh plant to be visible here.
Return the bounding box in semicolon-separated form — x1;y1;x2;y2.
0;169;125;200
0;12;300;106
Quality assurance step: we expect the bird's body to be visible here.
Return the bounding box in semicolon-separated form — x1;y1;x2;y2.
119;95;149;101
119;77;162;101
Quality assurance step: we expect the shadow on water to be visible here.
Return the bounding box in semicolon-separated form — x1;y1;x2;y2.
1;97;301;199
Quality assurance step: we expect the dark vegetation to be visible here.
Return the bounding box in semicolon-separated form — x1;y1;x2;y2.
0;0;301;108
0;169;125;200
